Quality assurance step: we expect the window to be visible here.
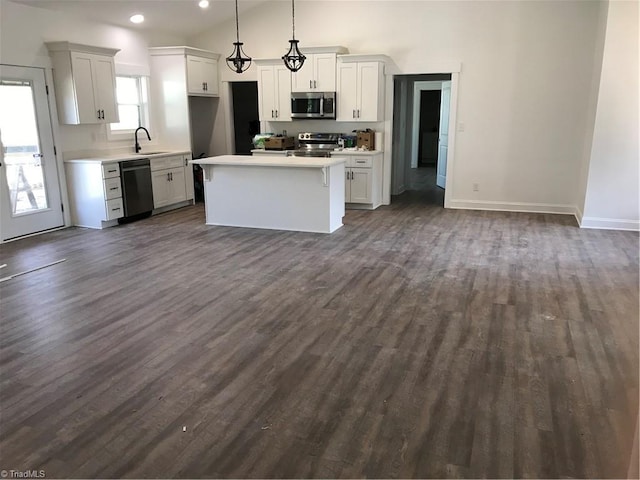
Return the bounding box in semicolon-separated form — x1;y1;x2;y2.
109;75;149;136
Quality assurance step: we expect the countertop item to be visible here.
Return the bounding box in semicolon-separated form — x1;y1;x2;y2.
191;154;345;169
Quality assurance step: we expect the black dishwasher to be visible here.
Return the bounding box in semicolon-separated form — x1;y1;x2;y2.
119;158;154;221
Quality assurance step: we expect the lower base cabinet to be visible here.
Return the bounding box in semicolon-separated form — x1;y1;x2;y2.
151;154;191;209
332;152;383;209
64;160;124;229
346;167;372;203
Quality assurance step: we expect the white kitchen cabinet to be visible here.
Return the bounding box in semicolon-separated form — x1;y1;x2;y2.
291;54;335;92
64;160;124;229
151;154;189;209
186;54;219;96
336;56;386;122
346;168;372;203
256;60;292;122
149;47;220;163
334;152;384;209
46;42;120;125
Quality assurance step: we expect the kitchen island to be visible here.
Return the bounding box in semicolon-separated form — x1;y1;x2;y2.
191;155;346;233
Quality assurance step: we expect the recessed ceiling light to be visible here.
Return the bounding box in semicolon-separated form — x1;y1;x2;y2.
130;14;145;24
199;0;210;8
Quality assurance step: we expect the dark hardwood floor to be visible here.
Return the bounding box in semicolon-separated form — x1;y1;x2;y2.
1;194;638;478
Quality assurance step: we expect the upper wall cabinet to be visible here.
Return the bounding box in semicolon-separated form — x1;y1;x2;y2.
46;42;120;125
256;60;292;122
291;46;348;93
186;52;219;96
149;46;221;151
336;54;388;122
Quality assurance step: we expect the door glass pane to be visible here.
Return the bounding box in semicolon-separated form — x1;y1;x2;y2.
0;81;49;215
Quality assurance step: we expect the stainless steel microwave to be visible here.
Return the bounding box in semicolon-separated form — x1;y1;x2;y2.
291;92;336;119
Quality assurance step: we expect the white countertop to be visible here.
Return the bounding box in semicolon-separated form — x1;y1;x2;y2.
191;154;346;168
330;149;383;155
65;150;190;164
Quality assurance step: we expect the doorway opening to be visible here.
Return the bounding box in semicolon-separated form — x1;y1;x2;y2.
391;74;452;206
230;82;259;155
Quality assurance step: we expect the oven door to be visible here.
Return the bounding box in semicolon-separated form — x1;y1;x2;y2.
291;92;324;118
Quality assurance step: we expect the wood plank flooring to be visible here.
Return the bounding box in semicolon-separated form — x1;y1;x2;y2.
0;193;638;478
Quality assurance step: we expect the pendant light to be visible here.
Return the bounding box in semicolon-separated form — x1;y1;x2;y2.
282;0;306;72
226;0;251;73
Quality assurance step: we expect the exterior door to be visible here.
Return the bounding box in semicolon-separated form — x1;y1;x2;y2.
436;81;451;189
0;65;64;241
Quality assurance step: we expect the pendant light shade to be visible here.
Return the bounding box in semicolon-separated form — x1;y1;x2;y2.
282;0;305;72
226;0;251;73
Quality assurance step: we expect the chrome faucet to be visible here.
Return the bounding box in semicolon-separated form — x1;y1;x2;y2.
134;127;151;153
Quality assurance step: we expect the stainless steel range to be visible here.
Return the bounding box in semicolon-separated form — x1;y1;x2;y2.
289;133;340;157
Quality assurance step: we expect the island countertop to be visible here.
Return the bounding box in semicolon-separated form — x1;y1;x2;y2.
191;154;346;169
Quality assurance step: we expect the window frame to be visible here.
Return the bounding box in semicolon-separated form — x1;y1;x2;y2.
106;74;150;141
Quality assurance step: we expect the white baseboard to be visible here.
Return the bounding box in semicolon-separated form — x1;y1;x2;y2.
447;199;639;231
579;216;640;231
447;199;576;216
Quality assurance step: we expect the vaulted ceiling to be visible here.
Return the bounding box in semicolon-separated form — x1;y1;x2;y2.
9;0;270;38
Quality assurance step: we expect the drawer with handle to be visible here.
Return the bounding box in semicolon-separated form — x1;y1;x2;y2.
102;163;120;179
349;157;373;168
104;177;122;200
105;197;124;220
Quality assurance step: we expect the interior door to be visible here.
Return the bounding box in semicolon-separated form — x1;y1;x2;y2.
0;65;64;241
436;81;451;189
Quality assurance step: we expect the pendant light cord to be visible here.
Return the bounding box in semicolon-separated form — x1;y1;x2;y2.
235;0;240;43
291;0;296;40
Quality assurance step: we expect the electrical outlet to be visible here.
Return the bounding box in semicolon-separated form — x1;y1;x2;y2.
473;183;479;192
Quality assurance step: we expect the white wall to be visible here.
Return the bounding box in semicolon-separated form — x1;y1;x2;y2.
0;0;186;159
580;0;639;230
190;0;606;215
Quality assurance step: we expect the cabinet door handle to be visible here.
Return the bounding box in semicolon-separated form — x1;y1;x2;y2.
109;187;119;191
97;110;101;119
314;80;317;89
352;172;355;180
271;109;274;118
275;109;278;118
309;80;312;89
112;207;121;211
353;109;356;119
